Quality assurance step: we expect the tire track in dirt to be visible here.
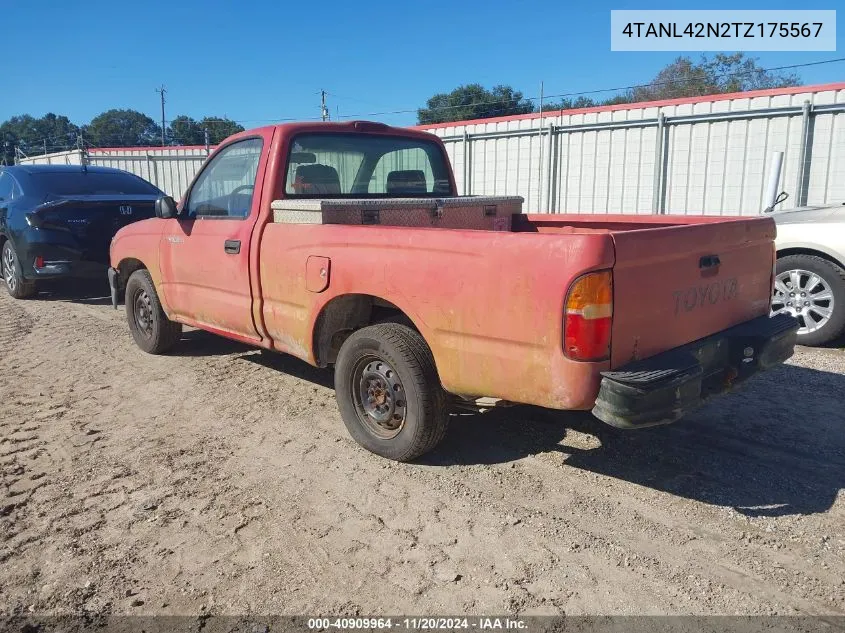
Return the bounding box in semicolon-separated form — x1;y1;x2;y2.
0;288;843;617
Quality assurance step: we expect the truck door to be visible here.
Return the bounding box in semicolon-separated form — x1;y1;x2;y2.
159;132;272;342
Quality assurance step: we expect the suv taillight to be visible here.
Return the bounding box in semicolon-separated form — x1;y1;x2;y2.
564;270;613;362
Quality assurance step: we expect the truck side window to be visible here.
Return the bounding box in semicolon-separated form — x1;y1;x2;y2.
185;138;263;219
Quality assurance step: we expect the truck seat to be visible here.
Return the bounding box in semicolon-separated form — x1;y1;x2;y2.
293;164;341;194
386;170;428;195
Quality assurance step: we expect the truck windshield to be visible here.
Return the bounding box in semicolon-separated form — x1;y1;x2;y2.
284;134;452;197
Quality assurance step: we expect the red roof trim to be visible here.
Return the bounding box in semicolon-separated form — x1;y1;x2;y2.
412;81;845;130
87;145;214;153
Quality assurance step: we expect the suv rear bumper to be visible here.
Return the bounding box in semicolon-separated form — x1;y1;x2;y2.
592;313;798;429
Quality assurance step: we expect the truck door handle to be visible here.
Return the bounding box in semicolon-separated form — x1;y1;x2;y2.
224;239;241;255
699;255;720;269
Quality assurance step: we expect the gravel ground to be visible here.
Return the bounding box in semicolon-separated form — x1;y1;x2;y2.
0;284;843;620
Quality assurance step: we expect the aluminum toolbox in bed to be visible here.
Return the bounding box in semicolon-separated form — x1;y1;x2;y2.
270;196;523;231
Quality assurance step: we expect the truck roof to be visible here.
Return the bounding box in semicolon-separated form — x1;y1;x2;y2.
227;120;442;145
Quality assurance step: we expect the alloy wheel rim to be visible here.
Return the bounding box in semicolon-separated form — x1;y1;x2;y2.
3;246;17;291
351;355;407;439
771;268;834;335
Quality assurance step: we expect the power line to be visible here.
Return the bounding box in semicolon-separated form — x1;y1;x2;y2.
333;56;845;120
7;55;844;154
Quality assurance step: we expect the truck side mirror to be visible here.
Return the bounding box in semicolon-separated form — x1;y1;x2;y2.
155;196;178;219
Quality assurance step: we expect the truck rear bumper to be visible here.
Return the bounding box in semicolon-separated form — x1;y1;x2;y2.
592;313;799;429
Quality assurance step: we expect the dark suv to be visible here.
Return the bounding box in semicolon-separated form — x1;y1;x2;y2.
0;165;163;298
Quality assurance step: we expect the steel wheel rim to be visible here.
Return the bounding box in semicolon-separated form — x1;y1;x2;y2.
133;289;154;338
771;268;834;335
350;355;407;440
3;245;17;292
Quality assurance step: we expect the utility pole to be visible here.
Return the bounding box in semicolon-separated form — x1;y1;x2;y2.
537;80;544;211
320;90;329;121
204;128;210;154
156;85;167;146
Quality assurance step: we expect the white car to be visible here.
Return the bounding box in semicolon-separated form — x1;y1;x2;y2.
771;202;845;346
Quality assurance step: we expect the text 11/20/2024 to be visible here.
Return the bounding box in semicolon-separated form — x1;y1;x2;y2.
307;617;528;630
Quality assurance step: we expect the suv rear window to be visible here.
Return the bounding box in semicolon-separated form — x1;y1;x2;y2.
284;134;452;197
30;171;161;196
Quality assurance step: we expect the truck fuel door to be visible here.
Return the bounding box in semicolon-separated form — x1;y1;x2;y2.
306;256;331;293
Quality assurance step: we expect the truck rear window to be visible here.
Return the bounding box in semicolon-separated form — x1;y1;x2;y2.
30;171;161;196
284;134;452;197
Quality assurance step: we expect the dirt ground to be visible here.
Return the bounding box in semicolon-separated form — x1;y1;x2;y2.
0;284;843;619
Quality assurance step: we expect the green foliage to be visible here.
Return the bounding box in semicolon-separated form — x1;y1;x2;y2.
0;113;80;164
418;54;800;123
630;53;800;102
167;116;244;145
542;96;598;111
417;84;534;125
167;115;203;145
84;109;161;147
198;117;245;144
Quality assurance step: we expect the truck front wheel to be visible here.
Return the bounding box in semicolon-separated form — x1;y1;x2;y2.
334;323;449;462
125;269;182;354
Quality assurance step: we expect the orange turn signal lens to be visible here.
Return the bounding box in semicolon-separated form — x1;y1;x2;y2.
564;270;613;362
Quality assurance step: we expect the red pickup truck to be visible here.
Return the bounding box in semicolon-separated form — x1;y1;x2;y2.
108;121;798;461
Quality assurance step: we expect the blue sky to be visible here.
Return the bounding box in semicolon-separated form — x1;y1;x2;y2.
3;0;842;130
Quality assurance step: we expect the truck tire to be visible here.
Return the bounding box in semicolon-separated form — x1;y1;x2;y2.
125;269;182;354
334;323;449;462
773;254;845;346
2;241;36;299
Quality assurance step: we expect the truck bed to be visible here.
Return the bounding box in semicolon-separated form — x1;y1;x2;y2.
515;213;776;367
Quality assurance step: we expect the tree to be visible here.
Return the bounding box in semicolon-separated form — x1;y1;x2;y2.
417;84;534;125
168;115;203;145
630;53;800;102
167;116;245;145
198;117;245;144
542;96;598;111
84;109;161;147
0;113;80;162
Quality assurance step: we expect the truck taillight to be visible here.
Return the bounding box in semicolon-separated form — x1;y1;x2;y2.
564;270;613;362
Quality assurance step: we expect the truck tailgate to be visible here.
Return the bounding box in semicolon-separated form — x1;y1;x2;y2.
610;217;775;368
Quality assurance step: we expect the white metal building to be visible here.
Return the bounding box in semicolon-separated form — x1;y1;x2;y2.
18;82;845;216
419;82;845;215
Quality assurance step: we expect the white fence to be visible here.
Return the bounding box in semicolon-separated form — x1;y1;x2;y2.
19;82;845;214
19;146;211;199
420;82;845;215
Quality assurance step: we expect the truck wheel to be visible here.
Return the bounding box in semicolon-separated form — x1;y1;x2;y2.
125;269;182;354
334;323;449;462
2;241;36;299
773;254;845;346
